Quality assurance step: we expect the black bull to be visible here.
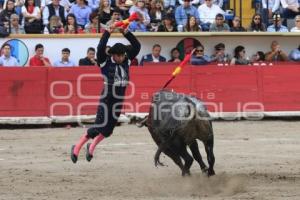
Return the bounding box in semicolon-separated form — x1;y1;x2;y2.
138;90;215;176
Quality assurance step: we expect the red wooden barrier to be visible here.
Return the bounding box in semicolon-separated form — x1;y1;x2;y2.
0;65;300;117
0;67;48;116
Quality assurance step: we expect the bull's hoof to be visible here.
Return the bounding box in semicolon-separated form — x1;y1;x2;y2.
136;122;144;128
154;159;165;167
207;169;215;177
201;166;208;174
182;170;191;177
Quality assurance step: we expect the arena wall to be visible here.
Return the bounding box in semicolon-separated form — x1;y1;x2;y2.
1;65;300;122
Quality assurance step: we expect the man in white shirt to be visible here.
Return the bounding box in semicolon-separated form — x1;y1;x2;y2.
281;0;300;24
53;48;76;67
198;0;224;31
291;15;300;31
0;44;20;67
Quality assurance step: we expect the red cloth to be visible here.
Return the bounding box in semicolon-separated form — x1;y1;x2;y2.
29;56;51;67
27;6;34;14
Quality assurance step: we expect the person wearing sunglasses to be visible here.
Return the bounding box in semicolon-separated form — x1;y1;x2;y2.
191;44;211;65
230;45;250;65
290;15;300;32
267;13;289;32
261;0;280;25
247;13;266;32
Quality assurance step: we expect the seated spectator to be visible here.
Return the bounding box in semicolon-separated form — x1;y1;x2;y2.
97;0;113;25
175;0;200;32
128;14;148;32
290;15;300;32
0;43;20;66
149;0;165;31
251;51;266;63
22;0;42;33
157;14;177;32
210;43;231;63
0;0;17;30
265;40;289;61
69;0;92;29
248;13;266;32
53;48;76;67
191;44;211;65
184;15;202;32
267;13;289;32
230;45;250;65
44;15;64;34
79;47;98;66
129;0;151;26
168;47;182;62
64;13;80;34
281;0;300;25
85;12;105;33
42;0;67;27
230;16;246;32
140;44;166;65
209;13;230;32
289;44;300;61
198;0;224;31
10;14;25;34
29;44;51;66
261;0;280;26
105;8;122;33
116;0;130;18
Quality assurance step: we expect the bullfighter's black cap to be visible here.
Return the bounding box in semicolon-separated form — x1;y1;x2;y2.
108;43;128;55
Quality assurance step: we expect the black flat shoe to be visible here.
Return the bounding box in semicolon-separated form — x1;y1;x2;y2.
71;145;78;164
86;143;93;162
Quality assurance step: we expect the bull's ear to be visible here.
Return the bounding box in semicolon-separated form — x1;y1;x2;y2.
184;97;197;120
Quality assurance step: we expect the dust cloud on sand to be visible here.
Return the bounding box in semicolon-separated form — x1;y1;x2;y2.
0;121;299;200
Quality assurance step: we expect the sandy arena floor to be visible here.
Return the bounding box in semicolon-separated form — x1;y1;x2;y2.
0;121;299;200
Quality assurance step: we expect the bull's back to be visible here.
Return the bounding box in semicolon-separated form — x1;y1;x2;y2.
148;90;213;144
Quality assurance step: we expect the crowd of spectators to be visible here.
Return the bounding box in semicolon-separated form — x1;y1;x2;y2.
0;0;300;34
0;41;300;67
